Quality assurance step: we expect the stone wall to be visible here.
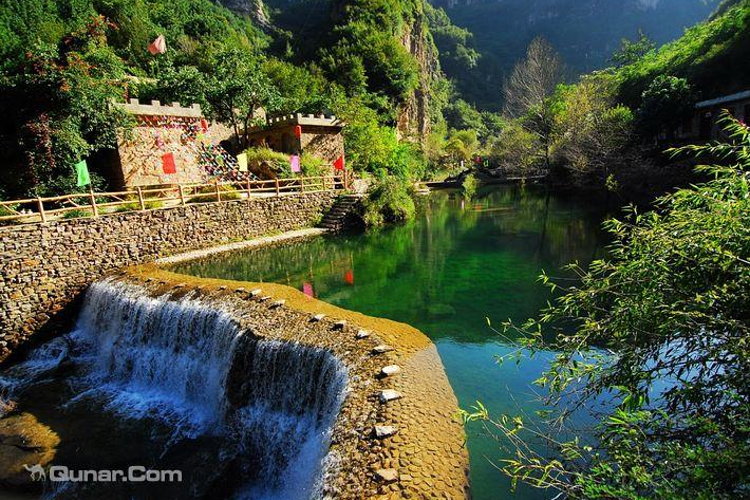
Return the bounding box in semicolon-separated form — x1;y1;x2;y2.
111;100;236;187
0;192;337;362
246;114;345;167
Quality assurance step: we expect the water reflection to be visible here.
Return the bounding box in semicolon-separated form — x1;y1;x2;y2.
173;186;610;500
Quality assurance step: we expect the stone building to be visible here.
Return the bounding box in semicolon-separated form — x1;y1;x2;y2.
102;99;237;188
676;90;750;141
246;113;345;165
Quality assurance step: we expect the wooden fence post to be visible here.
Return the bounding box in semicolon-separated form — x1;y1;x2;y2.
301;177;305;193
246;178;252;201
275;178;280;197
178;184;185;206
89;187;99;217
37;197;47;223
215;179;221;202
137;187;146;210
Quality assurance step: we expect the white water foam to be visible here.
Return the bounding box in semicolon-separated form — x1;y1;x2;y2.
3;279;348;499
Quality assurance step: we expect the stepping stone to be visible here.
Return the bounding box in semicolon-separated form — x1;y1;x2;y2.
173;283;186;288
234;287;245;293
374;469;398;483
333;320;347;330
380;365;401;377
270;299;285;308
311;314;326;322
378;390;402;403
373;425;397;438
219;285;227;290
355;330;370;339
258;296;272;302
250;288;262;297
372;345;394;355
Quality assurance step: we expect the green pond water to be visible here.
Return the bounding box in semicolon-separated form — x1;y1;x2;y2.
173;186;611;500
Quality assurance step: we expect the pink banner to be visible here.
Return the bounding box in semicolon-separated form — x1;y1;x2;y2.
290;154;301;173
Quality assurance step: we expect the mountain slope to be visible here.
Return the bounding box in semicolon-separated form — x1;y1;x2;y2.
430;0;717;110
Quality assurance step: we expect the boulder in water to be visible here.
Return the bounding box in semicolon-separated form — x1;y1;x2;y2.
0;412;59;490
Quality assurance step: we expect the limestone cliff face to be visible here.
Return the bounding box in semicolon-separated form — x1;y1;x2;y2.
218;0;273;30
396;16;440;141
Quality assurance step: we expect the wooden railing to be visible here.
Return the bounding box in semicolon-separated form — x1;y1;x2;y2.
0;175;345;225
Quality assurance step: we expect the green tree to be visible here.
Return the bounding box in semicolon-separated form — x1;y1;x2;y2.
468;114;750;500
611;30;656;68
0;16;130;197
443;129;479;169
553;75;636;187
204;49;281;150
637;75;694;141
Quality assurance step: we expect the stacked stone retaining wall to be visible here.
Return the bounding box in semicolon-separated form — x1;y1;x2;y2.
0;192;337;362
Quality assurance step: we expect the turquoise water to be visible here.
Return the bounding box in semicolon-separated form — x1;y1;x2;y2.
173;186;610;499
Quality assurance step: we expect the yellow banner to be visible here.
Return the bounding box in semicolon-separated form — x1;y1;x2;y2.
237;153;248;172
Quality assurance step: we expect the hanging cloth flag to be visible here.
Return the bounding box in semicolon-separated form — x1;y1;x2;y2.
148;35;167;55
162;152;176;174
75;160;90;187
294;125;302;138
200;118;209;133
302;282;314;298
333;155;345;171
237;153;248;172
290;154;301;173
344;269;354;285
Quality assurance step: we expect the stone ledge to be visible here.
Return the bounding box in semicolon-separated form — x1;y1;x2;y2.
120;264;470;499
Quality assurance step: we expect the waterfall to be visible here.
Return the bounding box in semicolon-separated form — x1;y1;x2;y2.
4;279;348;499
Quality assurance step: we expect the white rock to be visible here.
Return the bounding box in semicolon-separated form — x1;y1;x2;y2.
374;468;398;483
250;288;262;297
378;390;402;403
380;365;401;377
311;313;326;322
373;425;397;438
270;299;285;308
355;330;370;339
372;345;394;354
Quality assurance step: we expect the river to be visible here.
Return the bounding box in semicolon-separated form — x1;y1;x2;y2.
173;185;611;500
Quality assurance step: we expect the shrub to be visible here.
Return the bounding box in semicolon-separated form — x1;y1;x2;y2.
301;153;329;178
243;147;291;178
362;177;416;226
62;209;90;219
462;173;477;200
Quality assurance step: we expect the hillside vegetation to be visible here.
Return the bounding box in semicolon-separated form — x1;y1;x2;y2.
0;0;452;200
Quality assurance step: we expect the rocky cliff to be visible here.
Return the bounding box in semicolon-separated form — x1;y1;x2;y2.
396;15;441;140
218;0;273;30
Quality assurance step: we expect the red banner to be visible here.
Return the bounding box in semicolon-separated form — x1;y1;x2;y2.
162;152;176;174
334;155;345;171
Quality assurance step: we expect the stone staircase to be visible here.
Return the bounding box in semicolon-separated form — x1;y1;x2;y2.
320;194;364;231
